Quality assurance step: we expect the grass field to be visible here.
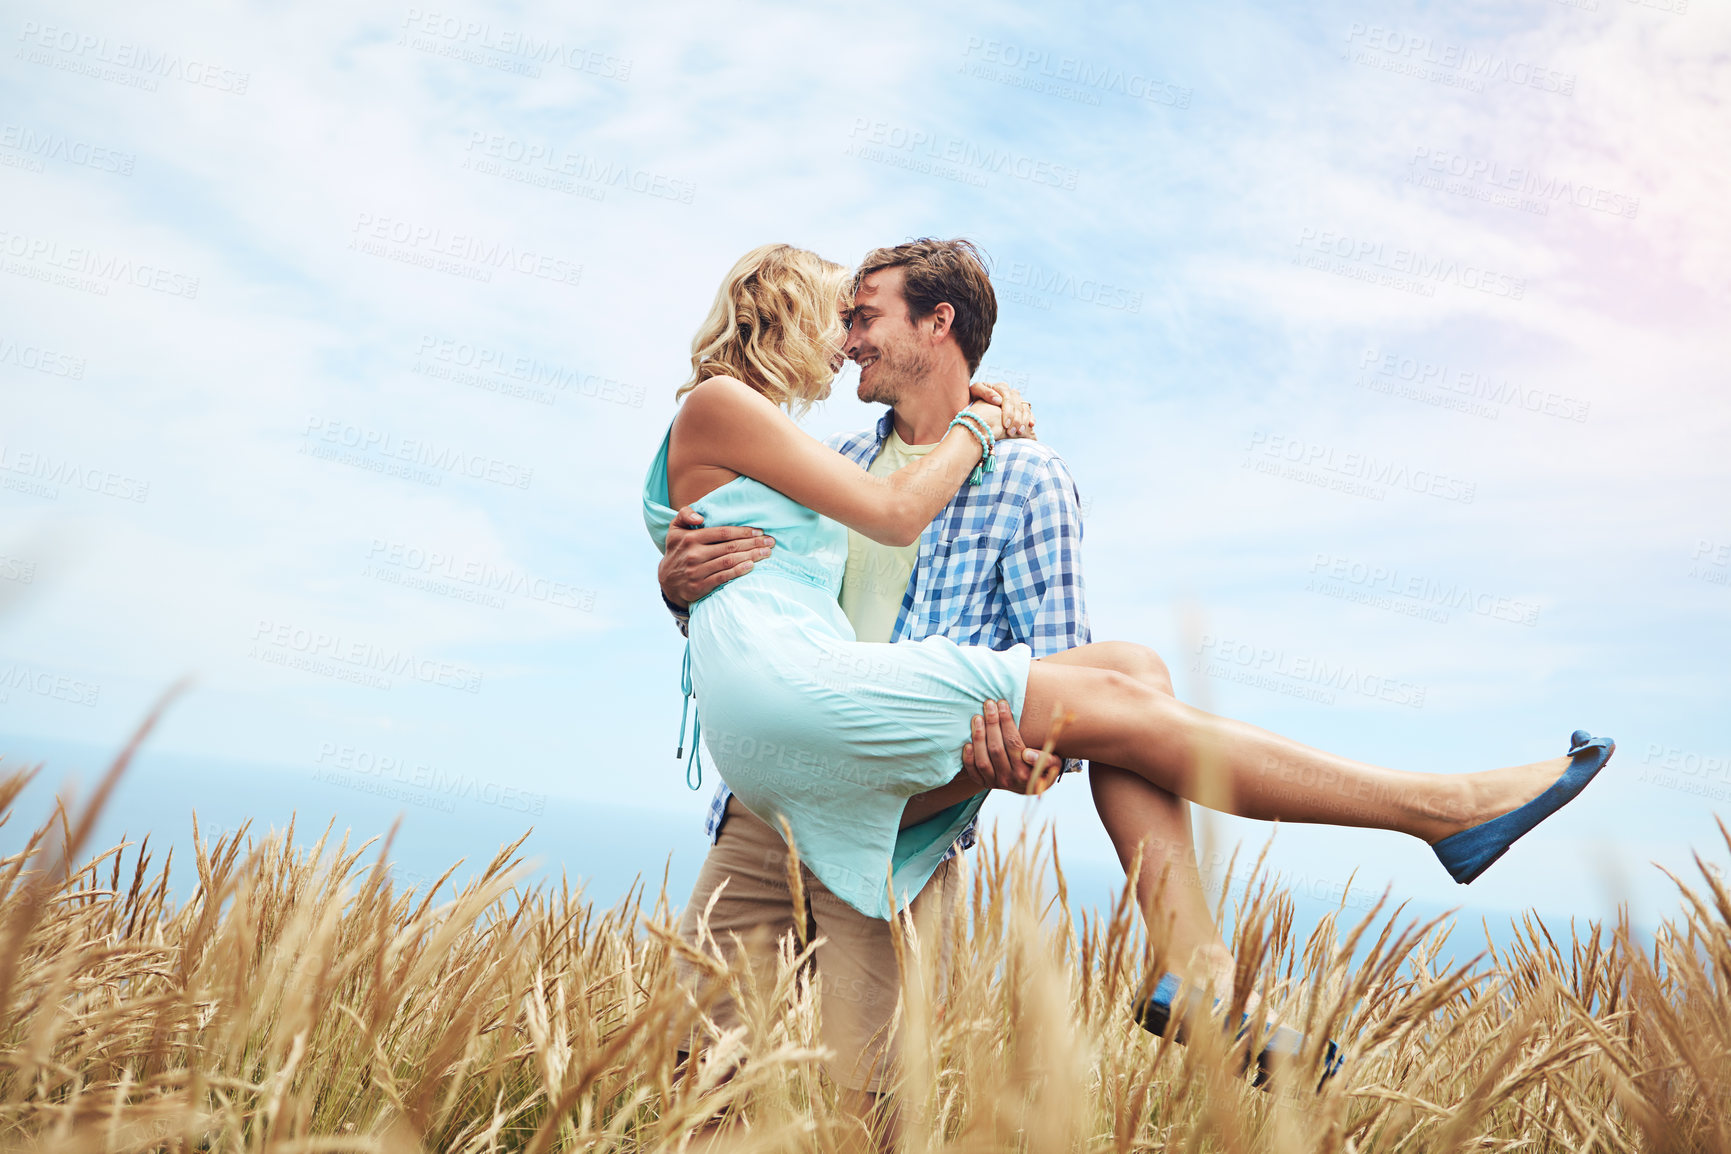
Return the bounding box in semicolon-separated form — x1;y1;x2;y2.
2;708;1727;1152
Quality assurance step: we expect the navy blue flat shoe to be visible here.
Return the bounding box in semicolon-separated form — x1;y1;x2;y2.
1251;1020;1343;1089
1432;730;1615;885
1134;972;1344;1089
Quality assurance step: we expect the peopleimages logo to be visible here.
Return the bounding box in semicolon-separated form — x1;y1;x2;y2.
365;539;597;612
959;37;1192;109
1294;228;1525;301
0;124;135;175
348;212;582;288
1407;147;1639;220
250;620;483;694
414;336;645;408
398;9;631;81
0;443;149;502
462;132;694;204
1245;431;1477;504
15;19;252;94
846;119;1080;190
0;658;100;707
1691;540;1730;588
1358;347;1589;423
1640;742;1729;804
1343;23;1576;96
314;742;547;815
0;333;86;379
1308;553;1541;627
301;417;533;490
1003;262;1141;313
1194;634;1427;709
0;226;200;299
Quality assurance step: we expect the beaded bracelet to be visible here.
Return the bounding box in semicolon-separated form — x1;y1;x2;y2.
954;411;997;477
947;411;997;485
953;411;995;455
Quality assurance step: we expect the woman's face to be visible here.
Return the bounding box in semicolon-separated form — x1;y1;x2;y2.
820;286;849;376
826;307;848;375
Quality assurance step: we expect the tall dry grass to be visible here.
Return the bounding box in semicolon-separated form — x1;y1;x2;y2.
1;718;1728;1152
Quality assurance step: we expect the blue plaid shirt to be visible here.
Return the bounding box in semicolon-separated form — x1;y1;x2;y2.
668;411;1091;855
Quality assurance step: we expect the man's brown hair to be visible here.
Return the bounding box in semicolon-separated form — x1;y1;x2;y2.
853;238;997;375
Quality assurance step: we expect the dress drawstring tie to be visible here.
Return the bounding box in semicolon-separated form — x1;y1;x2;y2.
676;641;703;790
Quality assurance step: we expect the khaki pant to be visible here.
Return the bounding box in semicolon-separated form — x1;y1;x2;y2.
675;798;960;1093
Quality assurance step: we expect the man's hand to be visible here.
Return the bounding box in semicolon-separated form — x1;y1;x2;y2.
658;507;772;607
969;381;1035;439
960;698;1037;793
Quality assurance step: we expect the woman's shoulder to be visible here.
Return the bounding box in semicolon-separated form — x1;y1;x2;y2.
685;373;760;401
681;374;771;419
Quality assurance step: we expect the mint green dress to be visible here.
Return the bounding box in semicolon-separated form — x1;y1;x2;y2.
644;427;1031;919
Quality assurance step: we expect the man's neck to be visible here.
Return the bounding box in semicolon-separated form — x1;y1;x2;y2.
889;369;973;445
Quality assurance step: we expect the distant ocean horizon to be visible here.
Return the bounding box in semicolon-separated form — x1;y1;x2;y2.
1;729;1651;968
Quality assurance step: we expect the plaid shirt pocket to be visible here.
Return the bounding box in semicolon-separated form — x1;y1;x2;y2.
914;533;996;634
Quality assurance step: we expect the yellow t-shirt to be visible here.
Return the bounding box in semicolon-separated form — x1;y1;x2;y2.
839;430;937;644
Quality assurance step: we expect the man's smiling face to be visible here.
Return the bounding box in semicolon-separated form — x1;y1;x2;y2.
845;266;935;406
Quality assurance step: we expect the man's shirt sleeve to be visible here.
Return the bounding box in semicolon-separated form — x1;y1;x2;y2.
999;454;1090;777
663;594;691;637
1001;455;1091;658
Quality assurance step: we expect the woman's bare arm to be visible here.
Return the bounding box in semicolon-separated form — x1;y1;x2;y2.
668;377;1001;547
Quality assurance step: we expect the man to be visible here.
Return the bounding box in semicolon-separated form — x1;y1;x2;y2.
657;238;1228;1118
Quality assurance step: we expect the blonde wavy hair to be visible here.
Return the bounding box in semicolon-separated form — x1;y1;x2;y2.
679;244;851;415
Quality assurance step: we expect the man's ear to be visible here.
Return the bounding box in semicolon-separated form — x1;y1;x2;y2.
927;301;955;342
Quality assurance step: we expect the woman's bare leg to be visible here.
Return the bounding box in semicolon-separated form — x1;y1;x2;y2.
901;643;1235;983
1090;765;1234;982
1015;644;1577;843
1040;644;1232;984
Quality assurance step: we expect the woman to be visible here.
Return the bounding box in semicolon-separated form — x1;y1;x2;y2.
643;244;1612;1058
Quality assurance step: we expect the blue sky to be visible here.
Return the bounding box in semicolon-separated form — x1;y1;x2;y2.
1;0;1727;938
